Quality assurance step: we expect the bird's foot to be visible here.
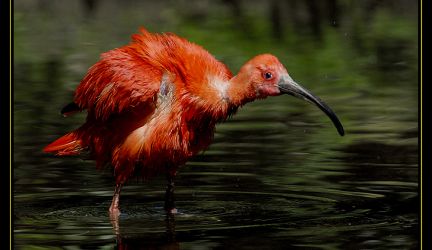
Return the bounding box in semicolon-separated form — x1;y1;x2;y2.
108;205;122;235
164;197;177;214
165;172;177;214
109;183;122;220
165;207;178;214
109;206;121;219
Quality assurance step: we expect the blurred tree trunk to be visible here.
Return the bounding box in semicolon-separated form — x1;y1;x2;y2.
82;0;99;20
286;0;302;35
306;0;322;41
326;0;339;27
270;0;282;41
221;0;253;38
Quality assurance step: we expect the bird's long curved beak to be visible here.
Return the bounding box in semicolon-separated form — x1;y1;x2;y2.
278;75;345;136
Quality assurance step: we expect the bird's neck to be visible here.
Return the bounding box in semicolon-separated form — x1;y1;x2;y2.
182;74;254;122
226;74;256;107
203;73;253;107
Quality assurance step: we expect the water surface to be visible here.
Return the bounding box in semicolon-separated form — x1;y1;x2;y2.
14;1;418;249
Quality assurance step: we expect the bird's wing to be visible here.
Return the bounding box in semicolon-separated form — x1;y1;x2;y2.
74;47;164;121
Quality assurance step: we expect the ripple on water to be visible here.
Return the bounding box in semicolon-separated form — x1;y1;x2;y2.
14;187;384;236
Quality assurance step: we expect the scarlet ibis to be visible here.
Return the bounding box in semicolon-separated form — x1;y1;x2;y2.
44;27;344;215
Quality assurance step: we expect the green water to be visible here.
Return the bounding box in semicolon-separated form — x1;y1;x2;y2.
14;1;418;249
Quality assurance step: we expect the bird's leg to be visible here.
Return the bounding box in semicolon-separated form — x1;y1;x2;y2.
109;183;122;217
164;173;177;214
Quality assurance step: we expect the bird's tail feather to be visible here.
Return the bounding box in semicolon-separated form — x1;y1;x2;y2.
43;132;83;156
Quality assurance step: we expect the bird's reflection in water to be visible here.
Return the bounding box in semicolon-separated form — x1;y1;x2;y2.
110;212;179;249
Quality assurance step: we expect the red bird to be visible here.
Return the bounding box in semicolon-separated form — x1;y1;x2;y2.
44;27;344;215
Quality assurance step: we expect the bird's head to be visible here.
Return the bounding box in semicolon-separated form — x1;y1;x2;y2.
230;54;345;136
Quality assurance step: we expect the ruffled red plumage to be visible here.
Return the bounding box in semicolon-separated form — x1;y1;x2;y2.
45;27;236;183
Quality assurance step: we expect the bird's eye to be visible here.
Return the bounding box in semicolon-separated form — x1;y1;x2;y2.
264;72;273;80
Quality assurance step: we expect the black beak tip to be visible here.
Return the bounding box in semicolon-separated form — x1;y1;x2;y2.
338;127;345;136
333;119;345;136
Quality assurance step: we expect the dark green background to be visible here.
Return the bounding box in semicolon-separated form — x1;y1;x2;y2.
14;1;418;249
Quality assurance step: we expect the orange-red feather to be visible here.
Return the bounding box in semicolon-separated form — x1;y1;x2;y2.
43;132;82;156
45;28;237;183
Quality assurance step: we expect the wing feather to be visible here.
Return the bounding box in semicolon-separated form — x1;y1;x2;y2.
74;47;162;120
